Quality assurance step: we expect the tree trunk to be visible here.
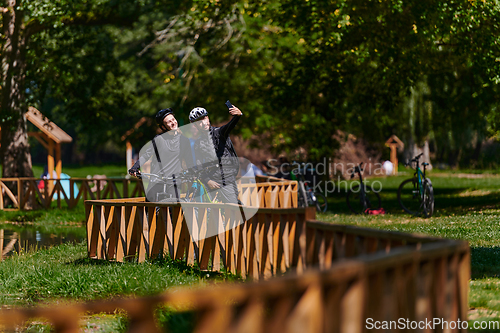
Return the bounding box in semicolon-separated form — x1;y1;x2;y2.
1;1;33;180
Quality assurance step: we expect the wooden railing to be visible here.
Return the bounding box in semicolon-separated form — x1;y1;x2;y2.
238;180;298;208
0;178;297;210
0;177;145;210
0;229;469;333
85;198;453;281
85;198;309;279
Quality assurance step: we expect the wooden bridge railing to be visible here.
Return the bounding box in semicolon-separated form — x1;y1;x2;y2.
85;198;308;279
0;229;469;333
0;177;297;210
85;198;452;281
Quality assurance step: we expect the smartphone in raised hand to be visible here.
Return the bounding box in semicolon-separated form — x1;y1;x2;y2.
225;100;233;109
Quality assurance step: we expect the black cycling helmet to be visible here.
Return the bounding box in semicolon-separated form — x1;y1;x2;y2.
156;108;174;125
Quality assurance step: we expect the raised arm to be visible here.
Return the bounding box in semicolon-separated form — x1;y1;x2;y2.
219;106;243;138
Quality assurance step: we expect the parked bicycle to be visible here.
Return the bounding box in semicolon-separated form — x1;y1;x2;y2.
397;153;434;218
295;164;327;213
346;163;382;214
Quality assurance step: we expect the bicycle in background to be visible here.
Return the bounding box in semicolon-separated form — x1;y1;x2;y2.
346;163;382;214
295;164;328;213
397;153;434;218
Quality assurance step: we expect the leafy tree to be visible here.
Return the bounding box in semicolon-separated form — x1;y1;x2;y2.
0;0;191;176
246;0;500;162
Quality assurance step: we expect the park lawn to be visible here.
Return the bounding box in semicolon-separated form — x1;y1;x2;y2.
319;171;500;328
31;163;128;179
0;242;234;307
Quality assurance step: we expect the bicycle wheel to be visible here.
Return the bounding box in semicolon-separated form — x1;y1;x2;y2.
422;179;434;218
397;178;421;215
298;182;308;208
346;184;381;214
313;191;328;213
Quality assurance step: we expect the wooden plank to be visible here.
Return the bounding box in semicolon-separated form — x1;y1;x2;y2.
324;231;334;270
25;107;73;143
176;207;189;261
173;206;184;260
185;208;196;266
457;251;470;327
17;179;23;210
288;213;297;267
272;213;281;275
28;132;49;149
48;139;54;195
247;216;257;279
226;211;235;274
316;230;325;270
340;277;366;333
285;283;324;333
281;213;290;271
149;206;165;259
306;226;317;266
0;230;3;262
0;181;4;210
105;206;118;259
137;207;148;262
55;142;61;179
228;299;264;332
0;181;19;209
116;206;126;262
123;179;129;199
296;212;307;274
260;213;272;279
53;180;70;207
98;205;107;259
233;221;244;277
198;208;212;270
109;181;122;199
324;284;346;333
433;257;447;321
87;205;98;258
126;206;139;259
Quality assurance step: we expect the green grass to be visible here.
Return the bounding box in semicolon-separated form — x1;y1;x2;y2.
316;172;500;329
0;242;235;307
31;163;128;179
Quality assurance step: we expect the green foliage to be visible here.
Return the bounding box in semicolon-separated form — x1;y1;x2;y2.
243;0;500;161
4;0;500;165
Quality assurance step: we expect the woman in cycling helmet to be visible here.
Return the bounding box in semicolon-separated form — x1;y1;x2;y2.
128;108;193;202
156;108;178;132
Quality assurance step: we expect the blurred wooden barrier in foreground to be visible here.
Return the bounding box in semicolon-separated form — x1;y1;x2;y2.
0;178;296;210
0;232;469;333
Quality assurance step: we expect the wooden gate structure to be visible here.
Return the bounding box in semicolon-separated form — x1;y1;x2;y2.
0;197;470;332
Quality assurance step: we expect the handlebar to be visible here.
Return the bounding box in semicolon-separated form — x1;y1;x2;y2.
134;164;223;182
405;153;425;167
350;163;364;178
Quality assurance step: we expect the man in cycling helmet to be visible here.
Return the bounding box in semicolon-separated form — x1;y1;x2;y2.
189;104;242;204
128;108;193;201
